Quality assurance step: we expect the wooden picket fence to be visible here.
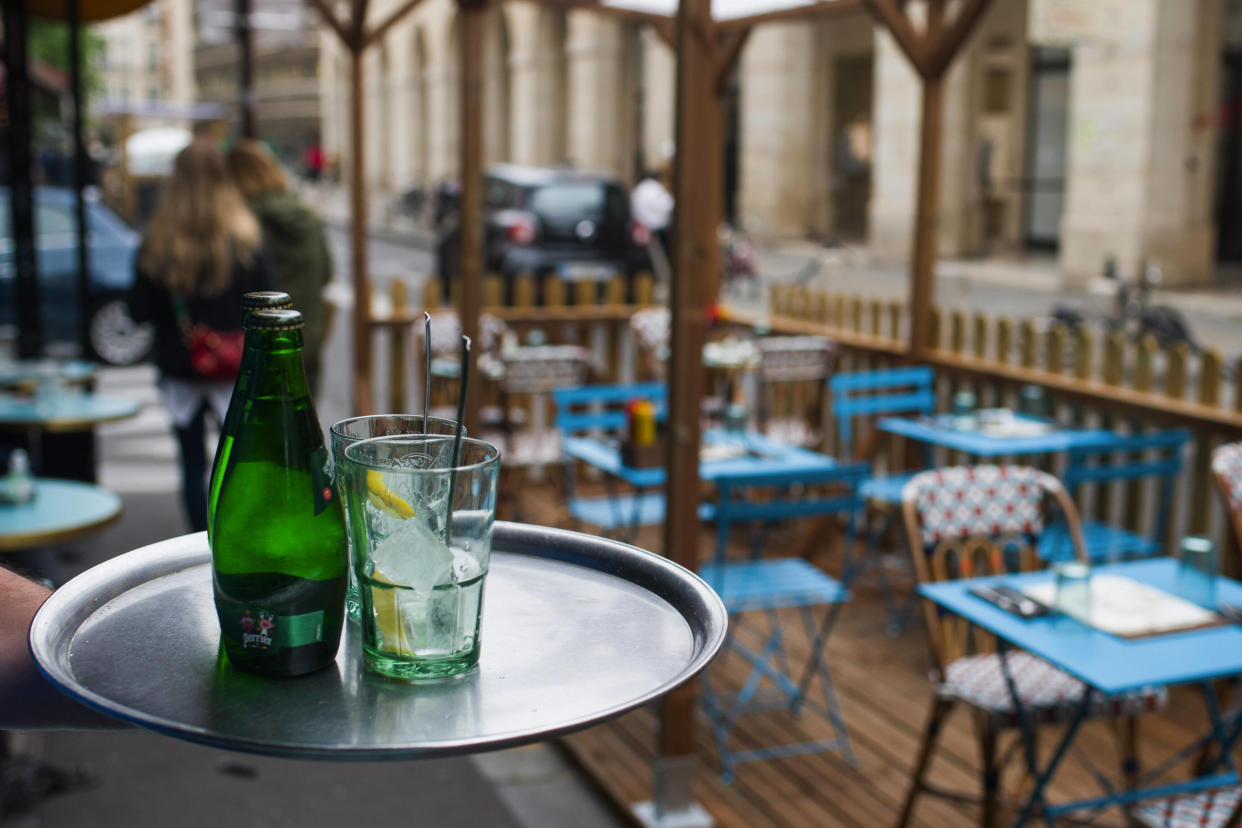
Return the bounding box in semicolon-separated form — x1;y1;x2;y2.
364;273;1242;565
752;282;1242;569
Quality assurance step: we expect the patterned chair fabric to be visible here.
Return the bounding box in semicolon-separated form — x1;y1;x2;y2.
423;310;510;357
757;336;835;382
944;651;1166;730
1213;442;1242;513
903;465;1057;549
1134;786;1242;828
630;307;670;356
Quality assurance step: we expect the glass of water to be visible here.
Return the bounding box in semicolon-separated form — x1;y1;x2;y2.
1054;560;1093;621
342;434;499;680
331;415;464;623
1178;536;1218;608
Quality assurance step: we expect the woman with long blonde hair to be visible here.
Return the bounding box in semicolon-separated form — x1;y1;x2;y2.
130;139;273;532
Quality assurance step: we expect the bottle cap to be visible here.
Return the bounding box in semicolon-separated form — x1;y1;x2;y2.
246;309;304;330
242;291;293;310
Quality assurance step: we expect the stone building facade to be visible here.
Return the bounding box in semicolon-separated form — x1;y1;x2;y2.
95;0;195;114
321;0;1242;285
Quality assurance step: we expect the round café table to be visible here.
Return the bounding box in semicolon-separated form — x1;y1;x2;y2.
0;359;97;392
0;392;140;433
0;478;122;552
0;391;141;483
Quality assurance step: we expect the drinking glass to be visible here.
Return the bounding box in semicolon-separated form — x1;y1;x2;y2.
342;435;500;680
330;415;464;623
1178;536;1218;608
952;391;977;431
1054;560;1092;621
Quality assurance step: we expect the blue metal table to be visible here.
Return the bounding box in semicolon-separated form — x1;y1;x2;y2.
920;558;1242;825
0;478;122;552
0;359;97;390
560;430;840;537
877;412;1119;457
562;429;839;489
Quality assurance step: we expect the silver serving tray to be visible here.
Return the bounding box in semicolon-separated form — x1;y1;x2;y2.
30;522;726;760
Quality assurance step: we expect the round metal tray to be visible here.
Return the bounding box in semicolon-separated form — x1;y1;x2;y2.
30;522;726;760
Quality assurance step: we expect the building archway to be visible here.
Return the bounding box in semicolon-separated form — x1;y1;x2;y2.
535;7;568;165
411;26;431;191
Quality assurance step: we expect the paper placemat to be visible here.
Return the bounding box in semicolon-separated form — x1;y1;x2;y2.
1023;574;1222;639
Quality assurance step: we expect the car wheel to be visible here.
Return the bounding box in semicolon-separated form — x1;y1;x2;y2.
88;294;154;366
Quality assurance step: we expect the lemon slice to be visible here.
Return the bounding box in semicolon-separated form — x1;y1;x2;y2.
368;569;414;656
365;470;415;518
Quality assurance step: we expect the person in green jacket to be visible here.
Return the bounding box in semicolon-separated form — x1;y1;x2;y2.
227;140;333;395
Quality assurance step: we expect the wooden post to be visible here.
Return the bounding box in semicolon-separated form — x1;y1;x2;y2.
458;0;485;435
908;73;943;359
350;45;373;414
648;0;722;821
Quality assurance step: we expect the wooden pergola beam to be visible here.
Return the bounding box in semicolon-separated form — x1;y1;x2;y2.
861;0;929;77
305;0;354;48
713;27;750;93
365;0;430;48
458;0;487;433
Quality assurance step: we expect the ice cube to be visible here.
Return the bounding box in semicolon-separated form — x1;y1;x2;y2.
369;516;454;592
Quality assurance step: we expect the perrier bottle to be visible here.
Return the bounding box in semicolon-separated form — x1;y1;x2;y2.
209;308;347;676
207;291;292;542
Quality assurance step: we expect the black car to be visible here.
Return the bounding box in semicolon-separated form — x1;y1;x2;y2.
436;165;651;302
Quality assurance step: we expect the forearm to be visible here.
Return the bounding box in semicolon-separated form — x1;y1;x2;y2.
0;566;126;730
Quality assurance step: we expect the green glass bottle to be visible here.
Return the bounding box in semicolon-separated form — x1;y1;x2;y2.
209;309;347;677
207;291;293;543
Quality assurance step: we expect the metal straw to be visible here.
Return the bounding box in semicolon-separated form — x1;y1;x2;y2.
422;311;431;433
446;335;471;548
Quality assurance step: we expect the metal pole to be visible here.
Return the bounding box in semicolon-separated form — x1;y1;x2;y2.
68;0;93;357
236;0;256;138
3;0;42;358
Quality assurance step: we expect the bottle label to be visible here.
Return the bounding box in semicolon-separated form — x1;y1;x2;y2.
221;606;325;651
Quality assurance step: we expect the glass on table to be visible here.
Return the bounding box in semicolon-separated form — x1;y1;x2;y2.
330;415;465;623
951;391;977;431
1019;384;1050;419
1177;536;1217;609
342;434;499;680
1053;560;1092;620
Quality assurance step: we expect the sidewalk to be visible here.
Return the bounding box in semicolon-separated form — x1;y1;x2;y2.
7;364;625;828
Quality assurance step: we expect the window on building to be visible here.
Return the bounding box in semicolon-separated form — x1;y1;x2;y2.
148;42;159;72
148;87;159;102
984;68;1011;114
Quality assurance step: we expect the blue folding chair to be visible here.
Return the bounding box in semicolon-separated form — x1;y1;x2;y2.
1040;429;1189;563
698;462;869;783
552;383;668;537
828;366;936;630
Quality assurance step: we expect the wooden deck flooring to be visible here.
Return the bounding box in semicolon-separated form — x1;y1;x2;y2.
511;482;1222;828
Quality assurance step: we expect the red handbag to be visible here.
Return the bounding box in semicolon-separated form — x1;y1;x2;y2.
175;296;244;381
185;325;244;380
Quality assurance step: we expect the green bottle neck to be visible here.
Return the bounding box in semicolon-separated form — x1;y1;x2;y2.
242;327;309;399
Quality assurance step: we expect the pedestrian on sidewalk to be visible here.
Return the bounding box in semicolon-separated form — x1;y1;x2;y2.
630;164;674;286
130;139;273;534
228;140;334;395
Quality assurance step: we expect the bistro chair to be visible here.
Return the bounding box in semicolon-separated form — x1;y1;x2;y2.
552;382;669;537
755;335;835;447
698;462;869;783
899;465;1168;827
1133;787;1242;827
629;307;670;382
1213;442;1242;556
1040;429;1189;563
828;365;936;630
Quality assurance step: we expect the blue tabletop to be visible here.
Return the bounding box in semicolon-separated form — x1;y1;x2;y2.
562;430;839;488
919;558;1242;694
0;478;122;551
877;413;1118;456
0;392;141;431
0;359;97;387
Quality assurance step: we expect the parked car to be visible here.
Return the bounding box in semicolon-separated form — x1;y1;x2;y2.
435;165;653;302
0;187;153;365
